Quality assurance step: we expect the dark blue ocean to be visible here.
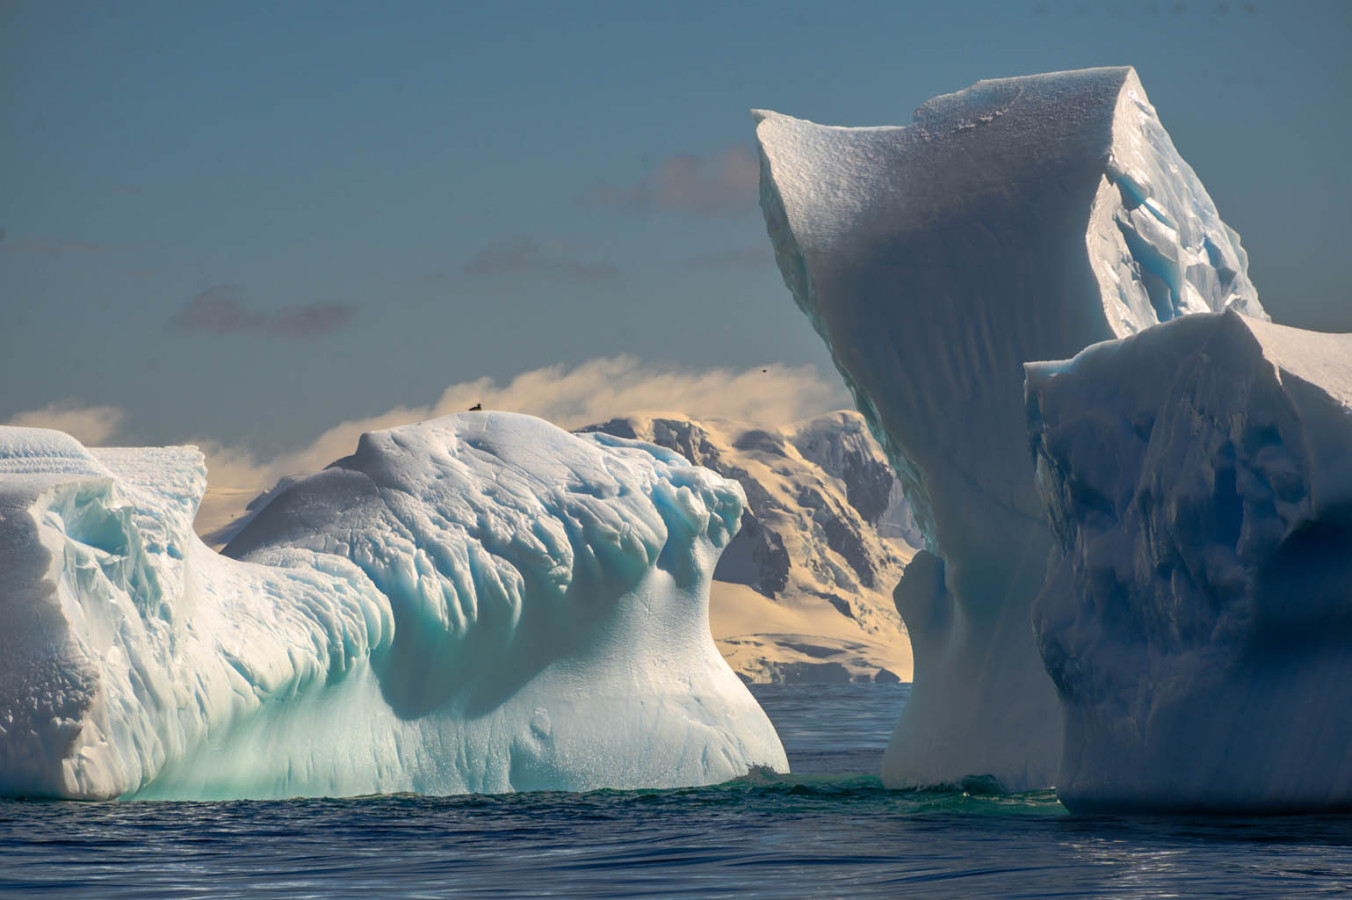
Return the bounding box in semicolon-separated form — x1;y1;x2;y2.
4;683;1352;898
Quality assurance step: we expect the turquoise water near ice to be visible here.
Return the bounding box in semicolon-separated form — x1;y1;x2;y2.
3;683;1352;898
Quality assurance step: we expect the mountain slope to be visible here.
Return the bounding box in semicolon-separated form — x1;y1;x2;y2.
579;410;916;682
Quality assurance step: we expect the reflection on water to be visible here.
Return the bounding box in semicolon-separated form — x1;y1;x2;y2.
2;683;1351;898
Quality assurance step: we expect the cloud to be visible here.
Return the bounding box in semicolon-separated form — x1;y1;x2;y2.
461;237;621;283
169;285;356;338
207;355;847;495
271;301;357;337
584;145;760;216
3;401;127;445
171;285;265;331
5;238;109;256
684;247;774;270
2;359;847;539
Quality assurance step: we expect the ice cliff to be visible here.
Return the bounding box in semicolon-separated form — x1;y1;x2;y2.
1028;311;1352;812
580;411;916;684
755;66;1266;790
0;414;786;800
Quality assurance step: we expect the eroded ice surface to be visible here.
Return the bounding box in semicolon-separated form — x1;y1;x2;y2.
0;415;785;800
755;67;1265;790
1028;311;1352;813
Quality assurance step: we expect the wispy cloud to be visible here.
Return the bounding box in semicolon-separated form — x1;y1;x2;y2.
5;359;843;545
209;356;847;495
461;237;621;283
269;301;357;337
3;401;127;445
169;285;356;338
4;358;848;538
684;247;774;271
584;145;760;216
5;238;109;256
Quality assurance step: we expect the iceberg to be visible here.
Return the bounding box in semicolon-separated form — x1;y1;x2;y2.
1027;311;1352;813
0;414;785;800
755;67;1265;790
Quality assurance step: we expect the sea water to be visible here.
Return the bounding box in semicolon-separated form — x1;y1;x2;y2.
3;683;1352;898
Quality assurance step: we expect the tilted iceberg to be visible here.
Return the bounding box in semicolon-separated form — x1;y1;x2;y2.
755;67;1265;790
1028;311;1352;812
0;414;785;800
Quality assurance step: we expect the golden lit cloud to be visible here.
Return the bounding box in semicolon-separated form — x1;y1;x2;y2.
5;357;849;541
4;401;127;445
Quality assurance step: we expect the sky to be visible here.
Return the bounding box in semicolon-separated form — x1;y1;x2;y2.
3;0;1350;483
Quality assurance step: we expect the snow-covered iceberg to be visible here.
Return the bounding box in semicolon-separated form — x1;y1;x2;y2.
755;66;1265;790
0;414;785;800
1027;311;1352;813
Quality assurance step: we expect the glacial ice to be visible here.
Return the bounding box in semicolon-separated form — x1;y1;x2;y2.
1028;311;1352;813
0;414;785;800
755;66;1266;790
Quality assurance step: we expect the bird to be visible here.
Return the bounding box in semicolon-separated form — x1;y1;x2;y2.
469;403;482;411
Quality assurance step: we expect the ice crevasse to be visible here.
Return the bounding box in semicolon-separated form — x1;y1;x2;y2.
755;66;1266;791
0;413;786;800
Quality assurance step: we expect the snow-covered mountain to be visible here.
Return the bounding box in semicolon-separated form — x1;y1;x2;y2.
579;410;917;683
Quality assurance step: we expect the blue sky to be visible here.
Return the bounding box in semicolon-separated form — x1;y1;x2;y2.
2;0;1349;459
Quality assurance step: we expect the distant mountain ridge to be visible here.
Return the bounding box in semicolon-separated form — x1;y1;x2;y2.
579;410;917;683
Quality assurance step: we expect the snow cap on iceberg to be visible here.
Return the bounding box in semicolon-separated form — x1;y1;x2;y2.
1027;311;1352;813
755;67;1265;791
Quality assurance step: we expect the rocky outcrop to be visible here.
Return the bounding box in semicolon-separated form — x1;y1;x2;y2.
579;411;916;683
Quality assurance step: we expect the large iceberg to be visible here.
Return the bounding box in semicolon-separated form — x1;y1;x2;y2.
1028;311;1352;812
0;414;785;800
755;67;1265;790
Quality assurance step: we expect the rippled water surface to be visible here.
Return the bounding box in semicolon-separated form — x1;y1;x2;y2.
5;683;1352;898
